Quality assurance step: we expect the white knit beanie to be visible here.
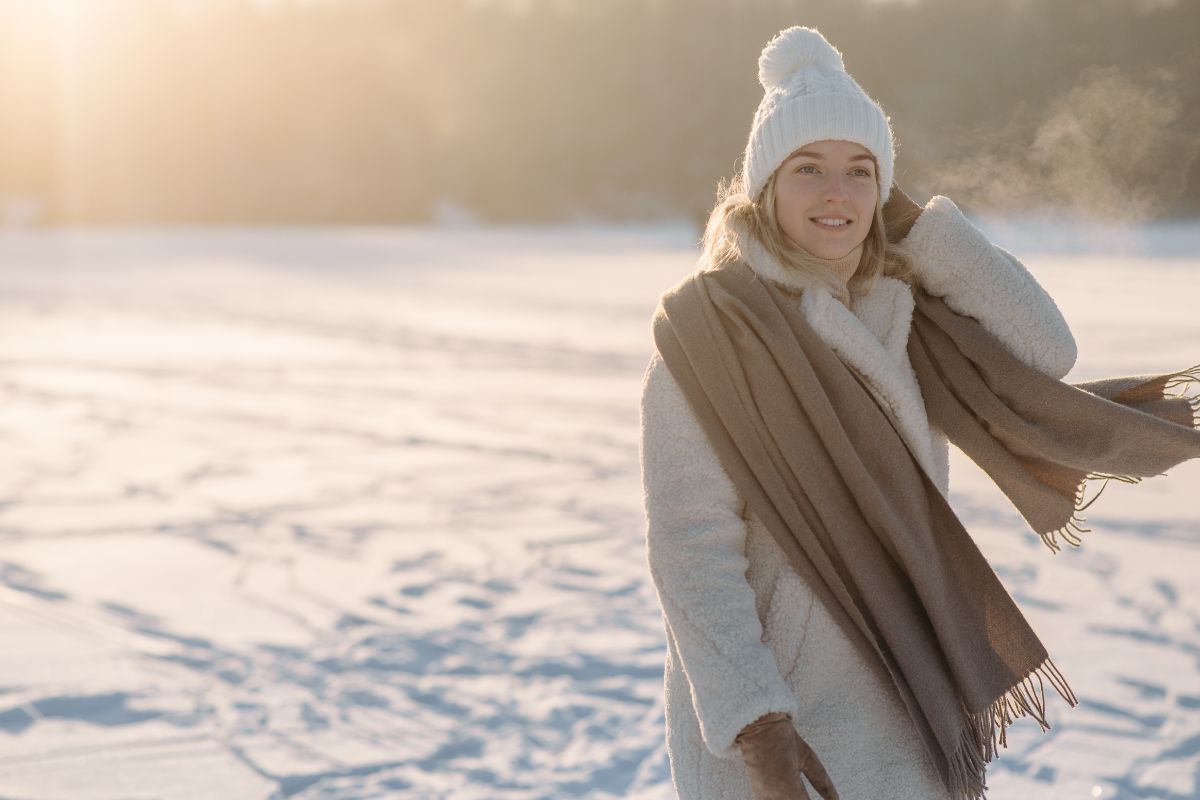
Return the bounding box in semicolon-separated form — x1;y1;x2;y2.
742;26;894;206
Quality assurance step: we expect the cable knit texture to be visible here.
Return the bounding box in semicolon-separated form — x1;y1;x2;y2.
639;194;1077;800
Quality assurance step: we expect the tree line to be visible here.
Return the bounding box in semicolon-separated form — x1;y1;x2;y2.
1;0;1197;225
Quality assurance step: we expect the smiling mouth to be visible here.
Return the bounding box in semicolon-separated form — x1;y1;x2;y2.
811;217;852;230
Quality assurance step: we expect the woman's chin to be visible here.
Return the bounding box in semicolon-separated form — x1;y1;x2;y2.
808;243;859;260
784;230;865;260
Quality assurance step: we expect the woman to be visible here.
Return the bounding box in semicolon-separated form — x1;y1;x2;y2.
638;26;1082;800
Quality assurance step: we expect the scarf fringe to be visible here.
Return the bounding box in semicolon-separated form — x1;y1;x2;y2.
1037;471;1140;553
1039;364;1200;554
1164;363;1200;428
948;656;1078;800
1162;362;1200;393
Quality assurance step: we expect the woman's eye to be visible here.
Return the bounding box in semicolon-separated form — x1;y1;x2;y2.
795;164;818;174
852;168;872;177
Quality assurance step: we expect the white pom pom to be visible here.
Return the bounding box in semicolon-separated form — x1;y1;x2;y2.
757;26;845;90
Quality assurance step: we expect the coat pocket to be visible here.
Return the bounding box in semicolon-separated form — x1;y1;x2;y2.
759;565;816;685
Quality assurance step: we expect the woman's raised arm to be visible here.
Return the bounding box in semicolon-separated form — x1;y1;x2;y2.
899;193;1079;380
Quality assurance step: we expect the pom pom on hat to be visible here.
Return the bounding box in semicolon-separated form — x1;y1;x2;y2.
757;26;845;90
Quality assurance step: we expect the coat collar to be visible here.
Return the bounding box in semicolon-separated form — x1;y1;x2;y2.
739;237;939;479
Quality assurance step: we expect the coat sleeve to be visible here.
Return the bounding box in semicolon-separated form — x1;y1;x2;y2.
639;352;802;760
902;195;1078;380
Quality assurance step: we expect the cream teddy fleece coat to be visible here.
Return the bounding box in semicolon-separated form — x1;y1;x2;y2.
639;196;1078;800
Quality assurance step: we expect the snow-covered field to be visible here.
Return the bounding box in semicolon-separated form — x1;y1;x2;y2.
0;223;1197;799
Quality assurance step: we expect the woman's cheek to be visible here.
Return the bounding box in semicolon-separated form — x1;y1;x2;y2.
854;183;879;212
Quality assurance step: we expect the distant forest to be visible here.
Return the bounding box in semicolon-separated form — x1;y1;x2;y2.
1;0;1198;225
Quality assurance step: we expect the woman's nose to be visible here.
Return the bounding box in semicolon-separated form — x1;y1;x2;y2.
821;173;849;200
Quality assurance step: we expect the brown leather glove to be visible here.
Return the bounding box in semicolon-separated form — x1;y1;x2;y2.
735;712;839;800
881;181;924;244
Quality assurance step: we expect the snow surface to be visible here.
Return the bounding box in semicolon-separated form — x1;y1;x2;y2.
0;224;1197;800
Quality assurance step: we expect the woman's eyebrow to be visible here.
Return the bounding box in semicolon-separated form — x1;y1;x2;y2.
790;150;875;162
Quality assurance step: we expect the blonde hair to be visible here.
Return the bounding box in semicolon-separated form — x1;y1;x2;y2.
700;162;914;302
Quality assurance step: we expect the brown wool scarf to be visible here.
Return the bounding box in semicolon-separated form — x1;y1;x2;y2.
651;257;1200;800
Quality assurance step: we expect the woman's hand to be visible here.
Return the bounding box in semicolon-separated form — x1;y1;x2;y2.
735;712;839;800
882;182;924;244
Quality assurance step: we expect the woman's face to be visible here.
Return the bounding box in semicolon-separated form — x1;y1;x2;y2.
772;139;879;259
